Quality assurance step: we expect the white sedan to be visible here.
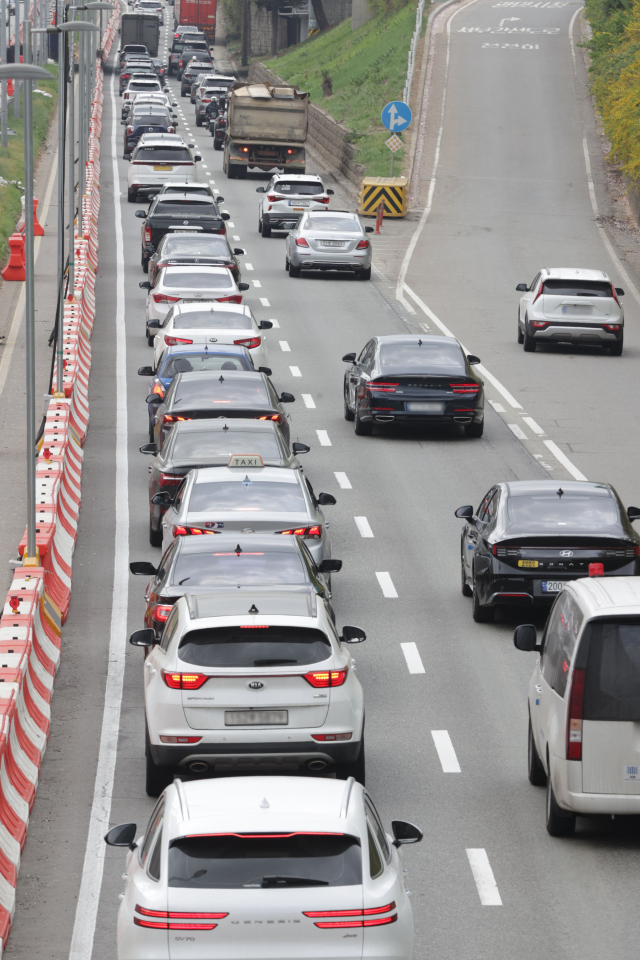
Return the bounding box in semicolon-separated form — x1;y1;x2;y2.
105;776;422;960
149;300;270;367
143;265;250;328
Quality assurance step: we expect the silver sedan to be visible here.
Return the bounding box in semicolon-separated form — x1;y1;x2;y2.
285;211;374;279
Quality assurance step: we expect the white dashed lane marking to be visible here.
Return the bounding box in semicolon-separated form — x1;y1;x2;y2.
233;235;241;241
522;416;545;436
431;731;461;773
377;572;398;599
466;850;502;906
245;263;254;271
279;341;290;352
334;472;351;489
260;297;270;307
269;318;279;327
400;641;423;670
289;366;301;377
252;280;262;288
354;517;373;538
508;423;527;441
302;394;315;408
316;430;331;446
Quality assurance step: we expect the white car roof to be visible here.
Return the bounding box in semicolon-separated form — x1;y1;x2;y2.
302;209;355;219
275;174;322;182
541;268;610;281
195;465;299;484
137;134;187;145
567;576;640;618
163;265;233;277
172;301;249;315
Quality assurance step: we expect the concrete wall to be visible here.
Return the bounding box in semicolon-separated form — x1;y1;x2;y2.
626;175;640;229
249;60;366;186
351;0;372;30
250;5;288;57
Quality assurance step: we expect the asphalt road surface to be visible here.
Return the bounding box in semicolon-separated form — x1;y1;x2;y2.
8;5;640;960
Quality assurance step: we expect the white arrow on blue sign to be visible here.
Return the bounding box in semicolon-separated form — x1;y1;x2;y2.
381;100;412;132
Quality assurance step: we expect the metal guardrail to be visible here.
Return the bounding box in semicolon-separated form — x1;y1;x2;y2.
402;0;427;104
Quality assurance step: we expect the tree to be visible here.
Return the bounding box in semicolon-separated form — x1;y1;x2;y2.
310;0;330;31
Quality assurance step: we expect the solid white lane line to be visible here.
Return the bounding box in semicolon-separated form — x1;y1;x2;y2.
544;439;587;481
400;641;424;671
252;279;262;288
354;516;374;538
508;423;527;441
279;340;290;352
245;262;254;270
522;416;545;436
260;297;270;307
431;730;461;772
269;318;280;327
377;572;398;599
289;365;301;377
316;430;331;446
334;472;352;489
466;849;502;906
68;65;130;960
302;394;315;408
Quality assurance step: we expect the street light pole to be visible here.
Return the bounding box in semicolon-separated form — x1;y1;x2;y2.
0;0;7;147
77;27;84;237
68;15;74;293
13;0;19;117
56;0;66;395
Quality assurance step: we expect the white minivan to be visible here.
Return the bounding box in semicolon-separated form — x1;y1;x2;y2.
514;575;640;835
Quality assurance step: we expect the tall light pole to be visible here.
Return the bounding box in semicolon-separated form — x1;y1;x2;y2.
1;0;7;146
13;0;20;117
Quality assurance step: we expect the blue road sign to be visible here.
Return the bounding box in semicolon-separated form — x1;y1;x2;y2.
381;101;412;132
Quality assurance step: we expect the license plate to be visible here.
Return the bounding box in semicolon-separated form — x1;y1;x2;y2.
321;240;345;247
518;560;539;568
154;165;173;171
561;304;591;313
289;200;308;206
259;150;277;156
541;581;563;593
291;207;306;211
406;401;445;413
225;710;288;726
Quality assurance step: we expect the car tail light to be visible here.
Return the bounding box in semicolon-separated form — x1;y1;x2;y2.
450;382;479;393
311;733;352;741
267;194;283;202
122;73;131;80
159;736;203;744
275;524;321;538
304;668;348;688
295;237;309;247
168;125;174;134
172;525;219;537
233;336;260;348
356;239;370;250
164;335;193;345
316;196;330;204
603;323;621;331
127;125;134;134
152;380;165;397
162;415;192;424
162;670;209;689
160;473;182;486
313;915;398;929
179;59;184;66
137;906;226;919
152;293;180;304
151;604;173;622
134;918;219;930
530;320;549;329
215;294;243;303
257;413;282;424
589;562;604;577
144;227;152;243
611;284;620;306
532;280;544;304
304;902;395;919
566;668;586;760
367;381;398;393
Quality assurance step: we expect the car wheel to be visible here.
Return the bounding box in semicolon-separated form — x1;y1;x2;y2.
610;336;623;356
546;773;576;836
149;514;163;548
127;187;137;203
258;216;263;234
213;141;222;151
344;386;355;421
472;571;494;622
237;166;247;180
180;89;186;97
145;729;174;797
335;739;365;785
358;266;371;280
354;405;373;436
147;332;155;347
195;114;202;126
285;257;290;272
465;420;484;438
461;553;472;596
528;715;547;786
141;255;149;274
289;262;301;278
262;221;271;238
523;325;537;352
517;313;524;344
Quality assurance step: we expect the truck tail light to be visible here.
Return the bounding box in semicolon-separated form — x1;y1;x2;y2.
162;670;209;689
304;669;348;688
152;293;180;304
566;668;586;760
233;337;260;348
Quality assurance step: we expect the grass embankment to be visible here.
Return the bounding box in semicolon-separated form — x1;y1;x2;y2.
585;0;640;179
261;4;421;177
0;65;58;265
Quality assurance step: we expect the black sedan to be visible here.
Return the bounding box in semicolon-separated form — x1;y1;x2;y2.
122;106;174;159
131;532;338;634
343;334;484;437
455;480;640;622
147;231;244;285
136;195;230;272
149;370;295;450
139;418;308;545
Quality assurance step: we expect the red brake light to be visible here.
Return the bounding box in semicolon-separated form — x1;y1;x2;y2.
134;918;218;930
603;323;621;332
162;670;209;689
530;321;549;329
162;415;193;424
367;382;398;393
295;237;309;247
276;525;321;538
311;733;353;741
137;906;228;919
611;284;620;306
151;604;173;623
144;227;152;243
216;294;243;303
313;916;397;929
257;414;282;424
589;562;604;577
152;381;165;397
172;524;219;537
267;194;279;202
152;293;181;304
304;668;348;688
532;280;544;304
356;239;369;250
164;335;193;345
304;902;395;918
127;125;134;134
233;337;260;349
160;473;182;487
566;668;586;760
450;382;479;393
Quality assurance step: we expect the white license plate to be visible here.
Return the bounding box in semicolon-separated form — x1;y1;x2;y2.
406;401;445;413
321;240;345;247
541;581;563;593
225;710;288;726
289;200;308;206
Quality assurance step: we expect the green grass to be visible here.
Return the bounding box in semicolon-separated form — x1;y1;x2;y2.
261;4;421;176
0;65;58;266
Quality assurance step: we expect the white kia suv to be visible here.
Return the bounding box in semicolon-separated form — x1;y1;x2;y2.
257;174;334;237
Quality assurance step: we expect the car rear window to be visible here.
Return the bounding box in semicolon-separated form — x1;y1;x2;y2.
506;495;619;529
162;235;228;254
305;216;360;234
178;625;331;667
542;279;612;298
136;148;191;162
175;380;269;408
171;429;281;460
172;309;250;330
379;340;466;373
157;198;215;208
129;81;159;90
172;551;307;588
133;114;169;126
164;271;233;289
582;620;640;721
189;479;306;513
160;353;252;377
277;181;323;195
168;833;362;889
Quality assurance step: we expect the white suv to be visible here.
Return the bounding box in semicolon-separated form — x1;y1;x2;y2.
127;135;201;202
514;575;640;836
130;590;366;795
257;174;334;237
105;776;422;960
516;267;625;355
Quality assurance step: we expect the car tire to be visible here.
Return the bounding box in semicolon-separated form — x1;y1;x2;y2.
262;221;271;238
528;715;547;786
358;266;371;280
180;89;186;97
258;216;263;234
335;739;365;785
546;773;576;837
285;257;290;272
147;332;155;347
213;140;222;151
141;255;149;274
523;326;537;352
145;731;173;797
472;571;495;622
610;336;623;356
517;313;524;344
195;114;202;126
289;263;301;278
127;187;137;203
461;554;472;596
465;420;484;438
354;405;373;436
237;166;247;180
344;386;355;421
149;515;163;548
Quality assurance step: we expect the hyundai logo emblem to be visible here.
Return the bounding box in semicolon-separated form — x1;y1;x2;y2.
241;528;255;534
248;681;264;689
559;550;574;557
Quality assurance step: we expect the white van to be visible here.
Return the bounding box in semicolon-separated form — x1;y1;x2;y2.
515;576;640;835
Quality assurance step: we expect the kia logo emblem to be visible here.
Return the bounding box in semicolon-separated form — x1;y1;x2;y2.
560;550;573;557
248;681;264;689
208;337;217;342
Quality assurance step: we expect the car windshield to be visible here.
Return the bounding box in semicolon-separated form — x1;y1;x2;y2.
542;279;612;298
160;353;253;377
379;340;466;373
583;620;640;721
178;625;330;667
136;148;191;162
172;309;250;329
175;380;269;407
506;494;619;529
305;216;360;234
189;480;306;513
172;551;307;588
171;430;281;460
168;834;362;889
164;271;233;289
277;181;323;195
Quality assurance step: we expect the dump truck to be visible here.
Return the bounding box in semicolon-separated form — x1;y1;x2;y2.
119;12;160;57
223;83;309;180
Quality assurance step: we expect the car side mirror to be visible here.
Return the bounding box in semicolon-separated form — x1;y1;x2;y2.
234;248;245;256
221;211;230;221
151;491;173;505
391;820;423;847
292;442;309;455
341;625;366;644
139;280;151;289
317;492;336;506
146;394;163;405
147;320;161;329
138;366;154;376
258;366;272;375
279;392;295;403
516;283;528;292
215;196;225;203
627;506;640;521
513;624;540;652
365;226;374;233
238;282;250;291
342;352;356;363
319;558;342;573
256;186;265;193
135;209;147;218
259;321;273;330
616;287;625;296
130;561;158;575
139;442;157;454
194;154;202;162
104;822;138;848
120;120;127;125
129;627;158;647
466;355;481;365
455;505;474;519
327;188;334;195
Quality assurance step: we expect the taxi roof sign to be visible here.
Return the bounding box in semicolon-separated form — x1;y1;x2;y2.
228;454;264;468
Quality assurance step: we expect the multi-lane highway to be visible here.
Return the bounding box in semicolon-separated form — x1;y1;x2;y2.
8;3;640;959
